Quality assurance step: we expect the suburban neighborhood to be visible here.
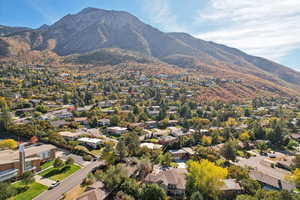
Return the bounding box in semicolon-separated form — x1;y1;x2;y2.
0;64;299;200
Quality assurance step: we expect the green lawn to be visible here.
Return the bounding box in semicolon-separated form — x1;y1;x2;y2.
9;182;47;200
39;164;81;181
40;160;54;170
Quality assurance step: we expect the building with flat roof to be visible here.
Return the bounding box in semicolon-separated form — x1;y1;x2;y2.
0;144;56;182
107;127;127;135
78;138;102;149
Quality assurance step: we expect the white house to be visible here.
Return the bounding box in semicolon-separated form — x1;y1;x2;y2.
78;138;102;149
107;127;127;135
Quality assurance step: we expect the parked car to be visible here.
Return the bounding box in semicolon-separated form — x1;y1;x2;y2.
48;181;60;190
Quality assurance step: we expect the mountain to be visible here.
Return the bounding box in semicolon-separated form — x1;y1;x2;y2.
0;7;299;99
0;25;31;36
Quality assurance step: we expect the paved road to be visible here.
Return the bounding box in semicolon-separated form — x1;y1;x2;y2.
34;161;104;200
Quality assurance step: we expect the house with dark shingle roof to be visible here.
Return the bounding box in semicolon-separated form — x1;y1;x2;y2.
145;167;187;199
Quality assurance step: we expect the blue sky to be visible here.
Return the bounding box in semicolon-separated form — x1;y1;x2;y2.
1;0;300;71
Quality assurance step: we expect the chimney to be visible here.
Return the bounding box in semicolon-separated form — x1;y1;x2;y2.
19;144;25;176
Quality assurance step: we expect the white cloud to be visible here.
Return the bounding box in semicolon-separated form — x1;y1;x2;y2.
196;0;300;61
27;0;58;24
141;0;186;32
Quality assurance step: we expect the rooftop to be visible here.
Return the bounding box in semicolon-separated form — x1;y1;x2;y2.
0;144;56;165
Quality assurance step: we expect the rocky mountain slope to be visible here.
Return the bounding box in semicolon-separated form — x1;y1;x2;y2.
0;7;299;99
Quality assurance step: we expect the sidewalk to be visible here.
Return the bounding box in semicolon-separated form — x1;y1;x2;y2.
35;175;56;187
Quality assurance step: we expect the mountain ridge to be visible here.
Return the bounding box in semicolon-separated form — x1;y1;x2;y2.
0;7;299;99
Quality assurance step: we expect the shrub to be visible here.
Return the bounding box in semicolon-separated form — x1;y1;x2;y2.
54;158;65;168
83;154;93;161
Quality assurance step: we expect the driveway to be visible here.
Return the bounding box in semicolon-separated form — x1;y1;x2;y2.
35;175;56;187
57;149;91;166
33;160;105;200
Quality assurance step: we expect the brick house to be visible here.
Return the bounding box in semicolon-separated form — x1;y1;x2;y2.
0;144;57;182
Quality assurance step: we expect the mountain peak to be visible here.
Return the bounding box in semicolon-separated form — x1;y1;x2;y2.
79;7;105;14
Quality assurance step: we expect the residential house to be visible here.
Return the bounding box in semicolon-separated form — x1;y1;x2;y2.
220;179;243;199
107;127;127;135
168;147;195;160
74;117;89;126
291;133;300;143
158;136;177;145
145;167;187;199
249;170;295;191
76;181;108;200
98;119;111;126
59;131;83;140
78;138;102;149
145;121;157;129
50;120;69;128
140;143;163;150
53;109;73;119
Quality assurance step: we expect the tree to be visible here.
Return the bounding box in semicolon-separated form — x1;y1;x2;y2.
110;115;120;126
140;184;167;200
190;191;204;200
159;152;173;167
137;158;153;179
236;195;256;200
127;112;136;123
0;139;17;149
101;164;128;189
101;142;116;165
221;141;237;161
226;117;237;127
268;124;285;146
201;136;212;146
0;182;18;200
253;124;266;139
53;158;64;168
120;178;141;199
0;102;11;131
22;171;34;185
240;178;261;195
186;159;228;199
180;105;192;119
291;154;300;169
286;168;300;188
227;165;249;181
239;131;251;142
30;136;38;144
124;132;140;156
63;93;70;104
257;141;268;154
116;139;128;161
66;157;75;165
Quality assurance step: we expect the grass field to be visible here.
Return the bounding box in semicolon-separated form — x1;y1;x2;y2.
9;182;47;200
39;164;81;181
40;160;54;170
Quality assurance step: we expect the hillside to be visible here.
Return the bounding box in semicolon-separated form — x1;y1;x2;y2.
0;7;299;100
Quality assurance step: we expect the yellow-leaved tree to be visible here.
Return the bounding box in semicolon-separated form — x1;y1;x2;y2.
0;139;17;149
239;131;251;142
226;117;237;127
186;159;228;199
286;168;300;188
